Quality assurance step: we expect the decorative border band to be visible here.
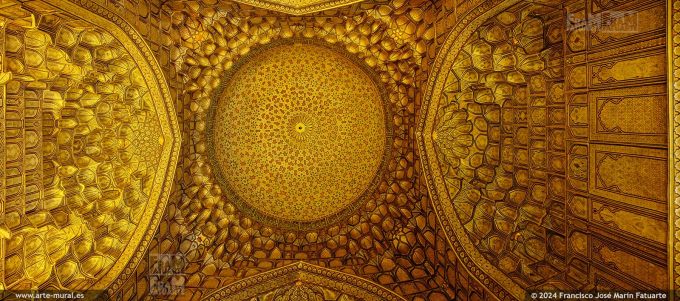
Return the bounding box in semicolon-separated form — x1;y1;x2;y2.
668;0;679;296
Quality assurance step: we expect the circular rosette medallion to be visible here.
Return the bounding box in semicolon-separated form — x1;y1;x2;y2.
208;40;390;230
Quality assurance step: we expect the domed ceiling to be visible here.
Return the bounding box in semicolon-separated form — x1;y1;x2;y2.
208;41;390;229
0;0;677;300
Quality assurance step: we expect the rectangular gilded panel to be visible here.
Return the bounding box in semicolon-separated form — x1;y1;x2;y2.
588;51;666;88
591;199;666;245
589;1;665;48
588;144;666;212
589;85;667;146
593;267;639;291
592;237;667;289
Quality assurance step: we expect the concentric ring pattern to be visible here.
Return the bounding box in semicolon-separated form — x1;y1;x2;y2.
209;42;389;228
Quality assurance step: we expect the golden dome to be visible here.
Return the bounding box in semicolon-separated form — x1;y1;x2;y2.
208;41;389;229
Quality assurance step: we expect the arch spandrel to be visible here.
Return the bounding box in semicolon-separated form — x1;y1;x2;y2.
203;262;406;301
0;0;180;292
417;0;559;299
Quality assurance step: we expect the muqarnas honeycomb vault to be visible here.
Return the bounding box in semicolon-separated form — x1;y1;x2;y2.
0;0;678;300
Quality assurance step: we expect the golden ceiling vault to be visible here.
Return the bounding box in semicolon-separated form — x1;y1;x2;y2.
0;0;678;300
208;40;390;229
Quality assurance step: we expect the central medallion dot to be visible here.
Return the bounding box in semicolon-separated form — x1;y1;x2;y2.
209;41;389;229
295;122;306;133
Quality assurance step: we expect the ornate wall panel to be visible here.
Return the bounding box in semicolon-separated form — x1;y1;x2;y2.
420;0;670;299
0;0;180;293
563;0;669;293
589;145;667;209
589;85;667;146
